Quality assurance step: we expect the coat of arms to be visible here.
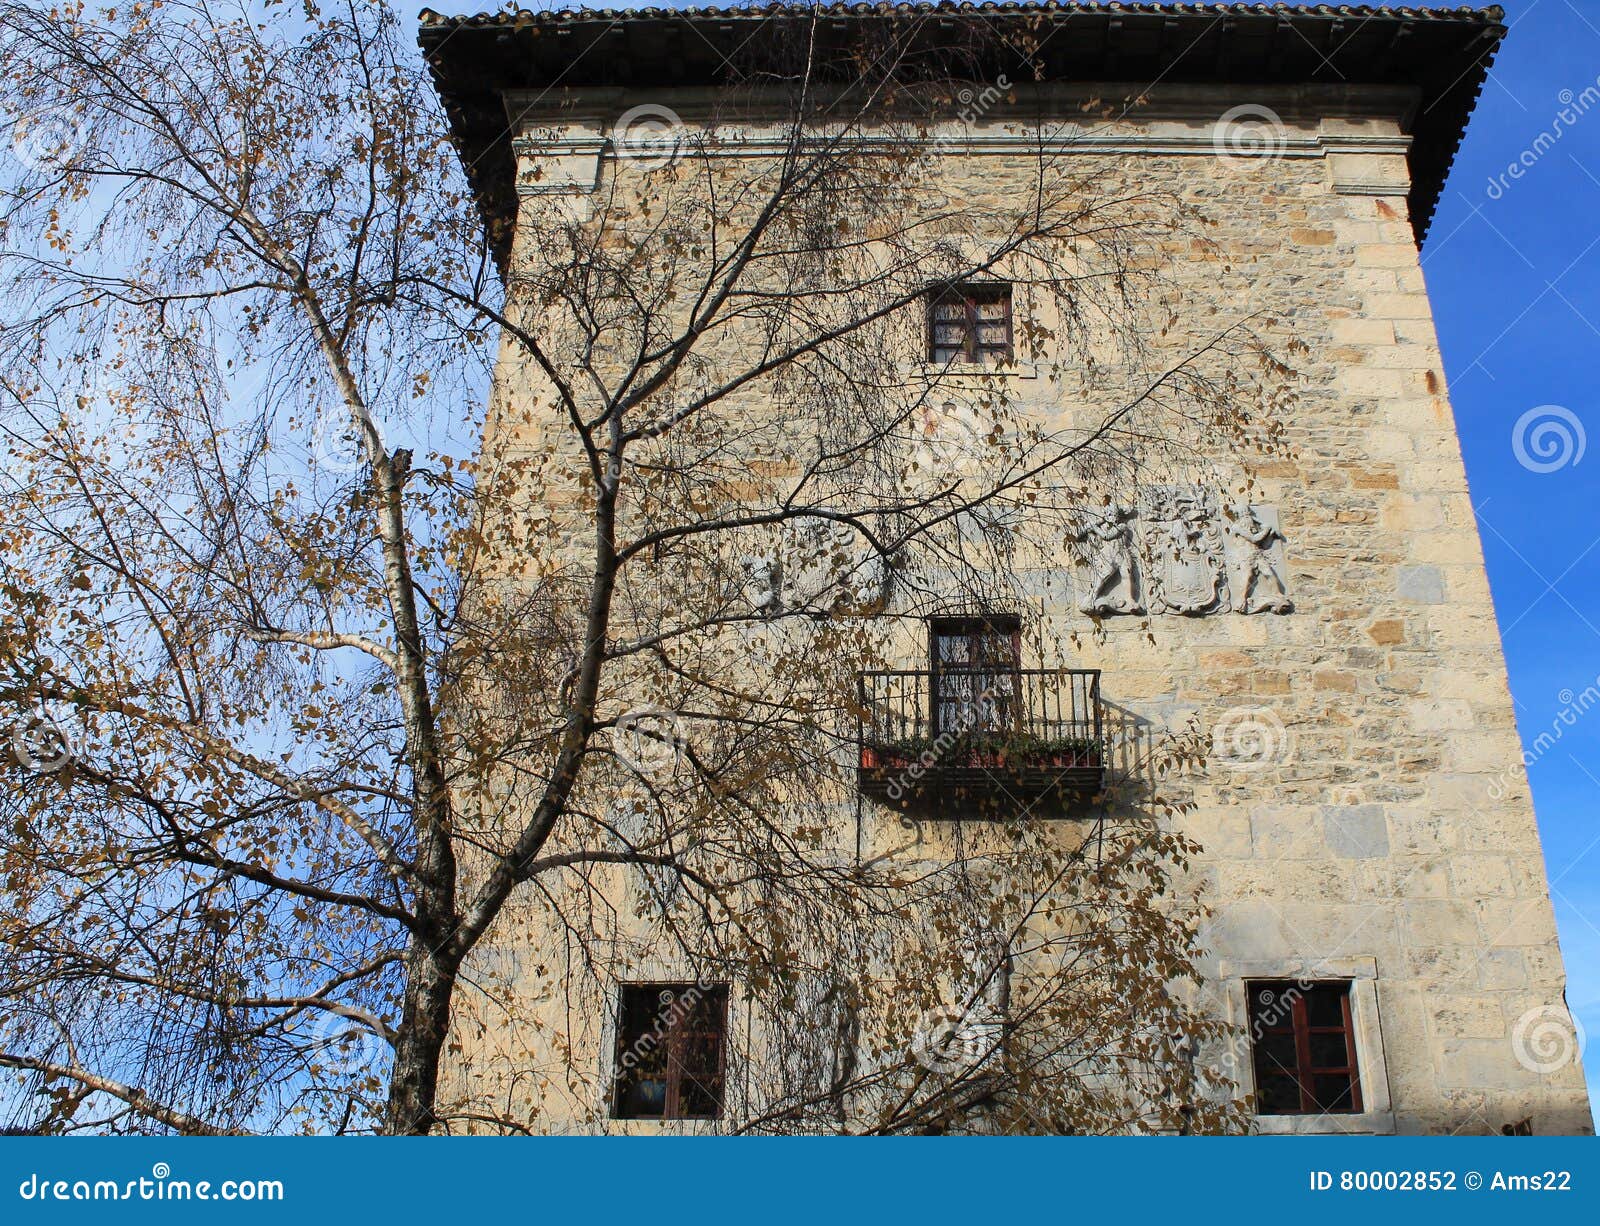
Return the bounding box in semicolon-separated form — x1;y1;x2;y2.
1141;486;1230;616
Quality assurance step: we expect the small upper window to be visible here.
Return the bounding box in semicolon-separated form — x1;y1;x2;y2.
928;284;1013;365
611;982;729;1120
1247;980;1363;1115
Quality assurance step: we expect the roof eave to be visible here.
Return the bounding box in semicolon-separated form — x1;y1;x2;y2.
418;4;1507;267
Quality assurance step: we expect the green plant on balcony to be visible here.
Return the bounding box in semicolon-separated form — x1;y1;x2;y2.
861;728;1101;771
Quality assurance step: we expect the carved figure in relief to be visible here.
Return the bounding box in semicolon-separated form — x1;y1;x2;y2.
741;517;893;615
1226;503;1293;614
1069;504;1143;615
740;552;782;614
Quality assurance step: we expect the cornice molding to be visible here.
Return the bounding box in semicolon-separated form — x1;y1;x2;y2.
510;126;1413;199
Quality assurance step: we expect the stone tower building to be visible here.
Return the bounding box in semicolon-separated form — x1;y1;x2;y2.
422;3;1592;1135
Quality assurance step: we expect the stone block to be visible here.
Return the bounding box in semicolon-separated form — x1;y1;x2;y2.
1396;564;1446;603
1323;804;1390;858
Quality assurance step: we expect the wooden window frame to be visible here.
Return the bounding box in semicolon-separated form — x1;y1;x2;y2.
1246;979;1364;1116
610;982;730;1121
928;614;1022;735
927;283;1013;365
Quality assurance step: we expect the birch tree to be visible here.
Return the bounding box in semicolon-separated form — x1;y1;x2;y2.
0;0;1294;1134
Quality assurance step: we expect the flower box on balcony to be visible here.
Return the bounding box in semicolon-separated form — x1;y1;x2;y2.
855;667;1105;816
860;733;1100;774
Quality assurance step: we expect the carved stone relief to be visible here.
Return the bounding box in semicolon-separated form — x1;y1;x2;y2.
740;516;893;616
740;551;783;614
1068;503;1144;616
1063;490;1292;618
1225;503;1294;614
749;496;1289;620
1142;485;1231;616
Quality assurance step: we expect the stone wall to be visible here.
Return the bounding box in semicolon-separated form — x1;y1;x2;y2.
443;84;1593;1135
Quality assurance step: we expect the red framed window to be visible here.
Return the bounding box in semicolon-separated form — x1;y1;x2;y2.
612;983;730;1120
1247;980;1363;1115
930;615;1021;735
928;284;1013;365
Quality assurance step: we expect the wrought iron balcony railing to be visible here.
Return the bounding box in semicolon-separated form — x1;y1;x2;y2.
855;667;1104;816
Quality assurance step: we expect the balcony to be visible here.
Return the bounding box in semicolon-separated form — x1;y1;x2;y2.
855;667;1104;817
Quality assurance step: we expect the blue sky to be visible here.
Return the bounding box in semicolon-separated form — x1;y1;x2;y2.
1421;0;1600;1116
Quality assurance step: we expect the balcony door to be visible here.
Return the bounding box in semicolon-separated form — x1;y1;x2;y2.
930;616;1021;736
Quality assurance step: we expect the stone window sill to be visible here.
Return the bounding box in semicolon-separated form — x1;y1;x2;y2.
1253;1110;1397;1136
912;361;1039;380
